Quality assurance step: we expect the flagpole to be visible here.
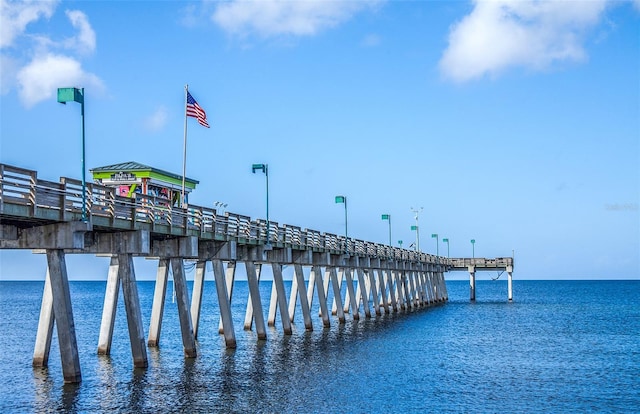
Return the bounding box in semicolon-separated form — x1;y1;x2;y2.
182;84;188;208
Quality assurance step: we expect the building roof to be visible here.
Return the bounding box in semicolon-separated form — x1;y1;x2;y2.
90;161;199;184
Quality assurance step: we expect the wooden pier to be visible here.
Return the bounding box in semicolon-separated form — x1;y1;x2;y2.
0;164;513;383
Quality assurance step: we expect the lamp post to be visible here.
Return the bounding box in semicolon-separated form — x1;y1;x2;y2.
213;201;228;211
410;206;423;252
410;226;418;250
252;164;269;246
471;239;475;258
442;238;450;258
335;195;348;252
381;214;391;247
431;233;439;257
57;87;86;222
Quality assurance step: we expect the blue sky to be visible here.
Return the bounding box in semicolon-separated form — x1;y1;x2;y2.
1;0;638;281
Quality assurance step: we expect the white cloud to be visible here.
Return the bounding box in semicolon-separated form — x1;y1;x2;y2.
212;0;381;37
0;0;58;48
16;53;104;108
64;10;96;54
143;106;169;132
439;0;609;83
1;2;103;107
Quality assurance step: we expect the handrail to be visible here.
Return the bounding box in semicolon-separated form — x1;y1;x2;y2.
0;163;466;264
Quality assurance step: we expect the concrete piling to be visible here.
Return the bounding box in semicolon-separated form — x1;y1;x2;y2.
46;249;82;384
469;266;476;302
120;254;149;367
271;263;293;334
190;261;206;339
148;259;169;347
245;260;267;340
97;255;121;355
213;259;236;348
294;264;313;331
170;258;197;358
243;262;262;331
33;269;54;368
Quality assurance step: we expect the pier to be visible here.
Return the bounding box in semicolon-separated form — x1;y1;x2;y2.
0;163;513;383
448;258;514;302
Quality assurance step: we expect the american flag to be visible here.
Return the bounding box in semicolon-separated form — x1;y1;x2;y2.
186;91;210;128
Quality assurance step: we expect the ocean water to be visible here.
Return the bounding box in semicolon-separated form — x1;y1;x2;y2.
0;279;638;413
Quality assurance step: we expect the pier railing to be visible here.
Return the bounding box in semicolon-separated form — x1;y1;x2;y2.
1;163;446;264
447;257;513;270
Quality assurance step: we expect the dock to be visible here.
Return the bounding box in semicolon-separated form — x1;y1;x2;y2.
0;163;513;383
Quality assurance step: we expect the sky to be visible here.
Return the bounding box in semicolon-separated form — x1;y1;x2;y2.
1;0;639;281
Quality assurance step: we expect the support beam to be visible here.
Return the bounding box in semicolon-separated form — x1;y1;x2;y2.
306;266;316;313
0;221;91;249
46;249;82;383
469;265;476;302
171;258;197;357
320;266;331;317
386;269;398;313
331;268;344;316
288;270;298;322
429;270;437;303
267;272;278;327
442;271;449;301
219;261;236;334
313;265;330;327
395;270;405;310
402;270;412;310
190;261;207;339
294;264;313;331
329;267;346;324
507;265;513;302
408;270;418;307
415;271;424;306
213;259;236;348
244;263;262;330
423;271;431;305
120;254;148;367
392;270;402;311
368;269;381;316
33;269;54;367
356;268;371;318
376;269;390;314
151;236;198;258
245;260;267;340
439;271;448;302
271;263;293;334
148;259;169;347
97;256;121;355
344;268;359;320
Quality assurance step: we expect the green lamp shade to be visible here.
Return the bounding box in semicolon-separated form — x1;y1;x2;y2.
57;87;83;104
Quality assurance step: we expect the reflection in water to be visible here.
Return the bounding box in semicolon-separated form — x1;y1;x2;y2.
24;304;432;412
176;357;198;410
95;355;117;411
218;349;240;411
32;367;55;412
6;281;637;412
61;383;81;412
128;368;148;412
